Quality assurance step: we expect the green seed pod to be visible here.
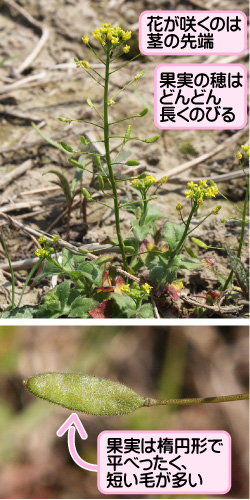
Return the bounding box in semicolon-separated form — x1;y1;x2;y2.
123;125;132;144
23;373;146;416
58;117;71;123
86;98;94;109
82;188;92;200
125;160;140;166
98;175;104;190
61;142;74;153
124;246;135;253
80;136;87;145
139;108;148;117
135;206;141;220
145;135;160;143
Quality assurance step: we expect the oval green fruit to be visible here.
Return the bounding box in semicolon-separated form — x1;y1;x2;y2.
24;373;146;416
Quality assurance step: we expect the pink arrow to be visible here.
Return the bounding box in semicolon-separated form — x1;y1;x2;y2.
57;413;98;472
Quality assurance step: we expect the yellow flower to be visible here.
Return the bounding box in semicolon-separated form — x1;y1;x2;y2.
123;45;130;53
107;30;114;40
187;181;197;190
199;179;207;188
111;37;119;45
82;35;89;44
121;284;130;293
197;197;203;206
160;176;168;184
236;151;242;160
82;60;90;68
122;30;131;40
52;235;60;244
185;189;194;199
142;283;153;294
176;202;183;211
130;178;139;187
38;235;46;244
211;206;221;215
108;99;115;106
241;145;249;152
34;248;46;258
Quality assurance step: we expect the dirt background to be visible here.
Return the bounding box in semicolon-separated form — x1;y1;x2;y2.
0;0;249;315
0;325;249;499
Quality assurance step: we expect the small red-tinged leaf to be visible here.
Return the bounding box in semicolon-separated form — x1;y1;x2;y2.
114;276;125;294
202;257;216;268
89;299;112;318
102;270;112;287
206;290;220;304
145;241;158;251
167;280;184;301
93;286;114;294
139;241;147;253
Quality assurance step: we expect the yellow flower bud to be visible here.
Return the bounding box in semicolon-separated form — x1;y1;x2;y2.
160;176;167;184
82;35;89;44
176;202;183;211
236;151;242;160
123;45;130;53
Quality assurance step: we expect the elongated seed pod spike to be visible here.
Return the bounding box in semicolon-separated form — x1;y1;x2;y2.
24;373;146;416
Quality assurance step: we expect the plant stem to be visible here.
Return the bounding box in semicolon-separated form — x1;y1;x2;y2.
222;179;249;290
17;259;44;307
145;393;249;407
103;43;128;271
175;205;196;255
1;234;15;309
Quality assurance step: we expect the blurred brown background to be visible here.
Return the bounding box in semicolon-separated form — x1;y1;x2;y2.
0;325;248;499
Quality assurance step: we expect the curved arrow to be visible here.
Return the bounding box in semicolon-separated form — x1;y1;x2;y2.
57;413;98;472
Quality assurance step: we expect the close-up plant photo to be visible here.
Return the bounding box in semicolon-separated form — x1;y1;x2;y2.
0;325;249;498
0;0;249;319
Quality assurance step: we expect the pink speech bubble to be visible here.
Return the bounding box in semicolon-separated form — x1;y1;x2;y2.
97;430;231;495
154;64;247;130
139;11;247;55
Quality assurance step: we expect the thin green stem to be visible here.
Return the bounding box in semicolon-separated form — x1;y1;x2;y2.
174;205;196;255
87;43;105;65
1;234;15;309
110;78;136;101
103;43;128;271
109;52;142;74
110;115;140;125
17;259;44;307
145;393;249;407
79;65;104;87
187;212;211;236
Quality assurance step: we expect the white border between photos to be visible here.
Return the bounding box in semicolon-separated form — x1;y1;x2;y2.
0;318;249;326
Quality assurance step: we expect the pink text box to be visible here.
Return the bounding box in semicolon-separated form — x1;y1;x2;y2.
154;64;247;130
97;430;231;495
139;11;247;55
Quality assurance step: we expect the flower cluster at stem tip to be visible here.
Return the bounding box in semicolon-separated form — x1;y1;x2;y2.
236;144;249;160
83;24;131;49
185;179;218;206
131;175;167;192
34;235;60;258
121;282;153;299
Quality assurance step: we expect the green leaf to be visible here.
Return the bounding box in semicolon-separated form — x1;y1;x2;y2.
226;247;249;299
179;255;201;270
146;254;182;286
71;166;83;193
191;237;209;249
185;246;197;258
32;123;67;152
68;297;98;318
112;294;136;317
132;221;152;241
0;306;38;318
46;170;72;206
54;280;71;311
137;303;154;318
161;222;185;250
